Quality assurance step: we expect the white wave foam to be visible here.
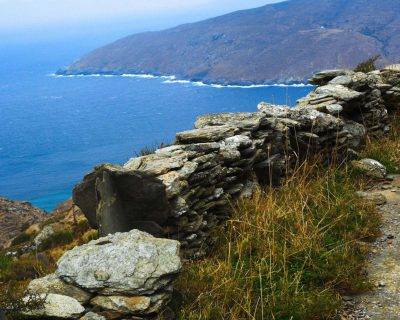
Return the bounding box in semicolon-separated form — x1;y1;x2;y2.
49;73;313;88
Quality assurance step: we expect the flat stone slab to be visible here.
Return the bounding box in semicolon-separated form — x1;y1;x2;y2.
176;125;238;143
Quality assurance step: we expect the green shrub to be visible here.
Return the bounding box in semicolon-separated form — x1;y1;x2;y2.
38;230;75;251
0;282;45;320
11;233;32;246
0;254;12;275
354;55;380;73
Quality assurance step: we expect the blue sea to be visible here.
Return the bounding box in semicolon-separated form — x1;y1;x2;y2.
0;41;313;212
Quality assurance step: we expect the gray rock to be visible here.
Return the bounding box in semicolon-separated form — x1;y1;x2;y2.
33;224;58;249
195;112;264;131
356;191;387;206
309;69;352;85
176;125;238;143
124;152;188;176
257;103;291;117
352;159;387;179
315;84;364;101
158;171;188;199
28;274;92;304
223;135;253;150
343;121;367;149
329;75;353;86
56;229;181;296
325;104;344;115
23;294;85;319
80;312;106;320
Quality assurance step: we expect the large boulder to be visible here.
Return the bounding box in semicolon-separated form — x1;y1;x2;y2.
23;294;85;319
56;229;181;296
73;164;171;237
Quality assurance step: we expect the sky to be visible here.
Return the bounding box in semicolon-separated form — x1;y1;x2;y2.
0;0;282;44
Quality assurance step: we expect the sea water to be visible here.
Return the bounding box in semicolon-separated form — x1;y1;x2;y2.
0;42;313;212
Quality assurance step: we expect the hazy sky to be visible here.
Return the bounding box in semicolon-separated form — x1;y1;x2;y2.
0;1;281;36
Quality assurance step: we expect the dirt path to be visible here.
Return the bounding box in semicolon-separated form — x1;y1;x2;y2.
342;175;400;319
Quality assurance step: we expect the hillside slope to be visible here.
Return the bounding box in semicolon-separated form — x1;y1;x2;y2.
59;0;400;84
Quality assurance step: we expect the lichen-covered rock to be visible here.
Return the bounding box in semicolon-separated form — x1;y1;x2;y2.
257;103;291;117
32;225;56;249
315;84;364;101
176;125;238;143
23;294;85;319
352;159;387;179
56;229;181;295
90;292;170;315
80;312;107;320
28;274;92;304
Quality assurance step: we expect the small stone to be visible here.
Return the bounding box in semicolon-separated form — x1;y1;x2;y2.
80;312;107;320
94;270;111;281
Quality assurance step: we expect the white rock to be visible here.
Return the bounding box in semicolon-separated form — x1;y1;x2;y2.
24;293;84;319
80;312;107;320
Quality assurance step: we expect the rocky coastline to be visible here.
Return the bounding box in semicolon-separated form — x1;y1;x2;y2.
1;66;400;319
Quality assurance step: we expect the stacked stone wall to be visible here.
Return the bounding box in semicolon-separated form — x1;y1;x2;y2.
73;68;400;259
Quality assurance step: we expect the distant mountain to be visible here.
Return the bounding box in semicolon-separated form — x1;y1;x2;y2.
58;0;400;85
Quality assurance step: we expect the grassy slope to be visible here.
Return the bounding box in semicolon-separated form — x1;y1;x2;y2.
176;115;400;320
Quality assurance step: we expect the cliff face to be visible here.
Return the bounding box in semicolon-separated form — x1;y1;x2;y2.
0;197;46;248
59;0;400;84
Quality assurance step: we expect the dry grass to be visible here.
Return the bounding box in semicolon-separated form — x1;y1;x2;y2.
362;113;400;174
177;114;400;320
177;163;380;319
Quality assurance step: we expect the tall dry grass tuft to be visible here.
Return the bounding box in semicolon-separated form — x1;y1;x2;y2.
177;161;381;320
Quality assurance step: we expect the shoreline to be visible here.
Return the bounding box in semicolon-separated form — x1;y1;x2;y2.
51;72;313;89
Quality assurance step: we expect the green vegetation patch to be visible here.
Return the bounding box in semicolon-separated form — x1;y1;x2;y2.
177;162;381;320
354;55;380;73
362;113;400;174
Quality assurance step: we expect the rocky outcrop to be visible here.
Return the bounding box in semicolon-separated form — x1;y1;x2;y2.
0;197;46;248
72;68;400;259
27;229;181;319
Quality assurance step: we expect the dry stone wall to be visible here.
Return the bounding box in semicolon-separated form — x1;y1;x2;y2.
73;68;400;259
